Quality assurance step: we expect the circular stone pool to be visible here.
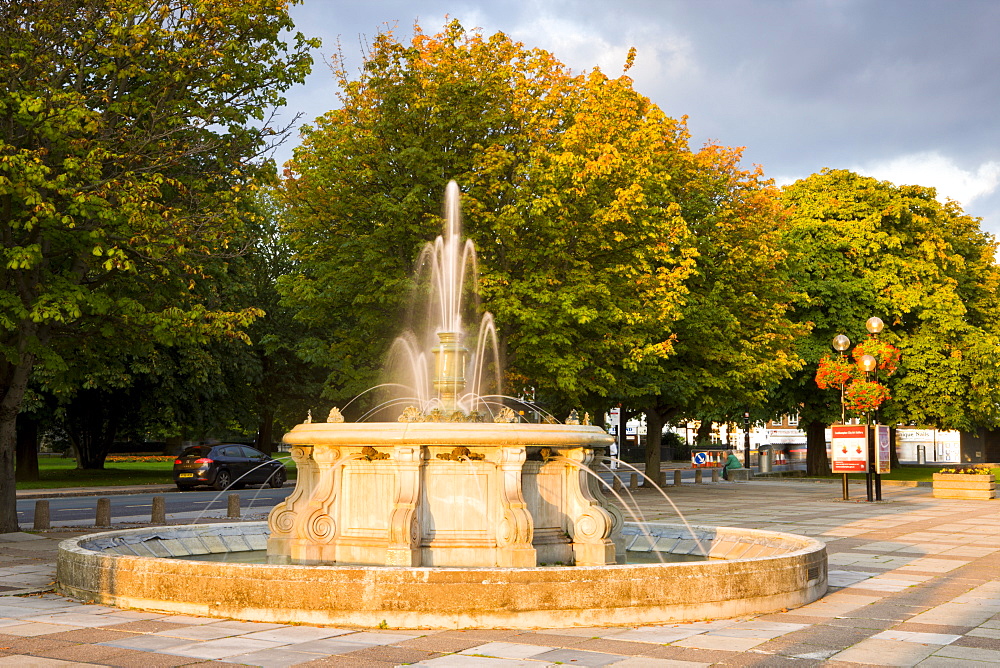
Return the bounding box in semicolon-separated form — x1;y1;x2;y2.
57;522;826;629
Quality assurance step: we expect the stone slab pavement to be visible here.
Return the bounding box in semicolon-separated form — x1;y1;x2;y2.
3;479;1000;667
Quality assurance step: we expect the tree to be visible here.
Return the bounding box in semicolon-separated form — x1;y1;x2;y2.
0;0;317;532
616;144;804;483
280;21;694;416
776;170;1000;474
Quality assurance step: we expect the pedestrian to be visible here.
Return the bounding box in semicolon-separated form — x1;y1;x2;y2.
722;449;742;480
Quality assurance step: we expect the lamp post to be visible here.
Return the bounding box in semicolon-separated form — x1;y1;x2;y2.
865;316;885;501
829;317;889;503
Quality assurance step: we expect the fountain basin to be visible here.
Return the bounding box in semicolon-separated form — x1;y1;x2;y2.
57;521;827;629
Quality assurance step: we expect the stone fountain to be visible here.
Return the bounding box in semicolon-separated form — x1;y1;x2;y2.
56;181;827;628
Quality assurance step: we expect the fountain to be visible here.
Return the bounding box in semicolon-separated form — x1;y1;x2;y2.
56;181;827;628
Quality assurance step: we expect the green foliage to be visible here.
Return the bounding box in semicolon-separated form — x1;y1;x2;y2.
280;20;695;409
0;0;317;528
778;169;1000;432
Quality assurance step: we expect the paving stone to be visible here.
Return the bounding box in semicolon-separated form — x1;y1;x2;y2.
458;641;553;659
530;647;625;666
671;634;767;651
337;644;442;664
932;644;1000;662
164;636;285;660
951;634;1000;651
103;619;193;633
38;627;136;643
828;637;941;665
414;656;543;667
0;656;78;666
240;626;355;643
504;631;591;647
395;634;490;652
90;648;197;668
29;642;138;664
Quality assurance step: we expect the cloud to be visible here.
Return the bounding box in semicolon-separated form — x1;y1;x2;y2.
851;152;1000;208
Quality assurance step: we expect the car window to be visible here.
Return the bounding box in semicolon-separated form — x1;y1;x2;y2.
220;446;243;458
241;447;267;459
180;446;211;458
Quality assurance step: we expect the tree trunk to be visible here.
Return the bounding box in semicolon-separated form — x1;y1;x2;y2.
15;415;39;482
805;418;830;476
254;408;275;454
0;353;36;533
696;419;714;444
65;389;121;470
643;409;663;486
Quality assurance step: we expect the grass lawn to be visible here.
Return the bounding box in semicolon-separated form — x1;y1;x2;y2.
16;454;298;490
809;465;1000;483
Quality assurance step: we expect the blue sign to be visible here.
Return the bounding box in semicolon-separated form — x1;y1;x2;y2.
693;452;708;465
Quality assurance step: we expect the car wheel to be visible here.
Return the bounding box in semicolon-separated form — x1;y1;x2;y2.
269;469;286;488
214;469;232;491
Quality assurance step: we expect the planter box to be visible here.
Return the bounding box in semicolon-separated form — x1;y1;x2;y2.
932;473;996;500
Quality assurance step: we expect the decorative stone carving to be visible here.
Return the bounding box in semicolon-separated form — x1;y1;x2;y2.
494;407;517;423
398;406;424;423
436;446;485;461
566;410;580;425
327;407;345;423
361;446;389;461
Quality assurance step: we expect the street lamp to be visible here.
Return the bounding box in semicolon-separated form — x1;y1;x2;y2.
866;317;884;335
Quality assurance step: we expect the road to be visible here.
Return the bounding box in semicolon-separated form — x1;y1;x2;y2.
16;487;293;527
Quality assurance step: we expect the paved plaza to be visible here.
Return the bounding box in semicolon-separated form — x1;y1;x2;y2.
3;479;1000;667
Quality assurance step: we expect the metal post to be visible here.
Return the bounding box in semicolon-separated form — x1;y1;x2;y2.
842;473;849;501
866;422;874;503
743;411;751;475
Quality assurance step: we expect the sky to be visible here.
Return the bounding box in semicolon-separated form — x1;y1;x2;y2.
277;0;1000;236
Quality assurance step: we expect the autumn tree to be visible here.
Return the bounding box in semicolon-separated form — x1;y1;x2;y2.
617;145;804;482
0;0;317;532
280;21;694;415
775;169;1000;474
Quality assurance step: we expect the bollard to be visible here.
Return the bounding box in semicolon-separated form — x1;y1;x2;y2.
629;473;638;490
95;497;111;527
33;500;50;531
227;493;241;519
151;496;166;524
659;471;667;486
695;469;703;484
674;470;682;486
711;468;720;483
612;475;622;491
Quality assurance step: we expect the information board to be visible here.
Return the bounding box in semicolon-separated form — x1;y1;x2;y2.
874;424;891;474
831;424;868;473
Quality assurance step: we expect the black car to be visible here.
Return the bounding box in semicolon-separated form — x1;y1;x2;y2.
173;444;286;491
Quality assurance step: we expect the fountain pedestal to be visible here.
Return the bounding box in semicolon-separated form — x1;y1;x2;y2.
267;422;622;567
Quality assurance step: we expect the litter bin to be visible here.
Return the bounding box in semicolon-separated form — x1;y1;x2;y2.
917;445;926;465
759;446;772;473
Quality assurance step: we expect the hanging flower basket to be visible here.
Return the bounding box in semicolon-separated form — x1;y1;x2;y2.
843;379;890;412
815;356;854;390
852;339;901;376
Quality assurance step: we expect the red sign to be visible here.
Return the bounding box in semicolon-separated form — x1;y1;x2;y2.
832;424;868;472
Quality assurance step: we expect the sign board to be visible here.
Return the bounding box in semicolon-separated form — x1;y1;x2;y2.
874;425;891;474
831;424;867;473
691;451;723;468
